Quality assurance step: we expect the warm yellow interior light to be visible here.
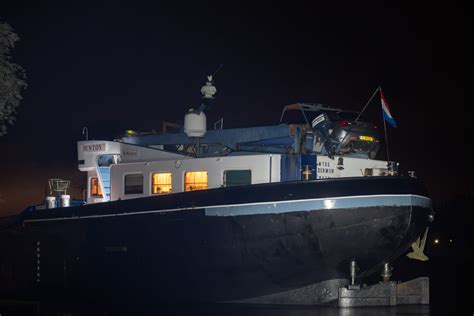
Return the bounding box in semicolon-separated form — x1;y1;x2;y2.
185;171;208;191
152;172;172;194
91;177;103;196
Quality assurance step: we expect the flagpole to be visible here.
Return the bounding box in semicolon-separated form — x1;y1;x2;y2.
380;86;391;162
383;111;390;162
355;86;381;122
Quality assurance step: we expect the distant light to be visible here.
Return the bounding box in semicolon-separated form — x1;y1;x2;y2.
449;239;453;243
434;239;439;244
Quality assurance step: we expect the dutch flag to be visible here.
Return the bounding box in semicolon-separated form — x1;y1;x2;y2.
380;89;397;128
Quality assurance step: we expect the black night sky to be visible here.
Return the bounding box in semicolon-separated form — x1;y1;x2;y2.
1;2;474;314
0;1;471;214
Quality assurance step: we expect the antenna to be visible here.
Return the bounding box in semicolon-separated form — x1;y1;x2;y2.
201;75;217;100
200;64;222;100
82;126;89;140
196;66;222;122
212;64;223;77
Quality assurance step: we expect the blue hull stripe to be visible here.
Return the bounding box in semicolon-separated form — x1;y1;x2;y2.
204;194;432;217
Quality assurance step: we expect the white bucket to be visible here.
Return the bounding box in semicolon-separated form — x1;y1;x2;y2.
45;196;56;209
60;195;70;207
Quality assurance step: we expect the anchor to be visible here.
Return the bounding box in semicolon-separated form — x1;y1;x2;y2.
407;227;430;261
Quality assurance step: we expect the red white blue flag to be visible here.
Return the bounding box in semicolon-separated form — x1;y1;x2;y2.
380;89;397;128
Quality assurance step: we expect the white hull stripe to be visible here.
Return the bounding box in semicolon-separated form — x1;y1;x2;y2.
24;194;431;223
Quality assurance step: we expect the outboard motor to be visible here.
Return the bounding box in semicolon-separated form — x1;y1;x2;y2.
311;113;338;158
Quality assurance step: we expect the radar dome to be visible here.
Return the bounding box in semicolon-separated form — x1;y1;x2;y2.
184;109;207;137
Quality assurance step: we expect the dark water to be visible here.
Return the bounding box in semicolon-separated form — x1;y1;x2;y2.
1;254;472;316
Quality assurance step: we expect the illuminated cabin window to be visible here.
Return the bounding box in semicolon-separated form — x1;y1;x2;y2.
124;174;143;195
224;170;251;187
152;172;172;194
184;171;208;192
90;177;103;197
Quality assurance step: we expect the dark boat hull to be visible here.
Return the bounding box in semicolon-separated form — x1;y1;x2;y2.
0;177;432;304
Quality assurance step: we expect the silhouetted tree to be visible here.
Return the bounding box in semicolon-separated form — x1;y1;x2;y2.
0;21;26;136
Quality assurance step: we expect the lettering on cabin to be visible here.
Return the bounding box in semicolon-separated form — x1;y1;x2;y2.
317;161;331;167
317;168;335;174
317;160;335;178
122;151;138;157
82;143;106;152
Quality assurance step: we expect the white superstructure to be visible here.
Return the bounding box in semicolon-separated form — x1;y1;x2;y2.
77;140;392;204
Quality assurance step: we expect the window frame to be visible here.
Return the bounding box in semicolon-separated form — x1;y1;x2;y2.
184;170;208;192
90;177;103;197
151;171;173;194
123;173;144;195
223;169;252;187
